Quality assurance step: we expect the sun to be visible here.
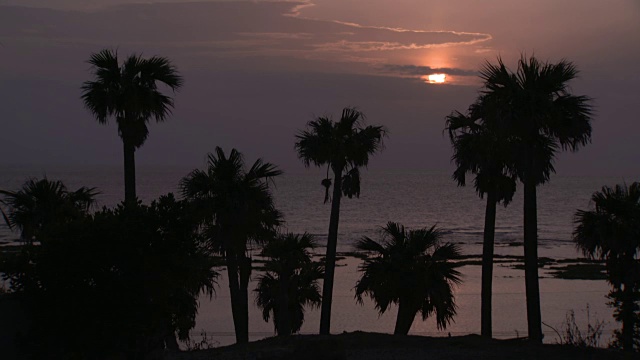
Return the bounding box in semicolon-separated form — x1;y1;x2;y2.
426;73;446;84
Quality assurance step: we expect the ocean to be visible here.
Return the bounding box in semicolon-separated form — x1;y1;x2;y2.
1;165;635;346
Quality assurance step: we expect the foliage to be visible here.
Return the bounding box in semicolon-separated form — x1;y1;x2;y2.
81;48;183;202
446;91;518;338
181;147;283;254
3;194;218;359
81;49;183;148
295;107;387;202
574;182;640;351
445;98;517;205
181;147;282;343
295;107;387;334
354;222;462;334
255;233;323;335
479;54;593;342
0;178;97;243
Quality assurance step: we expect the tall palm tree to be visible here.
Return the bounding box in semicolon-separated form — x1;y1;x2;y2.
255;232;323;336
81;49;183;203
574;183;640;351
0;178;97;243
479;55;593;342
180;147;282;344
446;98;517;338
355;222;462;335
295;107;387;335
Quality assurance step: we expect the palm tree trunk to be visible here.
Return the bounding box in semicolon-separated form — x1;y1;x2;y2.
238;254;251;343
319;168;343;335
393;297;416;335
621;275;635;351
227;253;249;344
123;141;137;204
277;273;292;336
523;174;543;343
481;191;497;338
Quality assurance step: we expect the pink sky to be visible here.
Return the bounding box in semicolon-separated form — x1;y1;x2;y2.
1;0;638;176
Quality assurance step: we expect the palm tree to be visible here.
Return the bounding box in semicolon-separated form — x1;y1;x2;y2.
574;183;640;351
355;222;462;335
81;49;183;203
255;232;323;336
295;107;387;335
180;147;282;344
446;97;517;338
0;178;98;243
479;55;593;342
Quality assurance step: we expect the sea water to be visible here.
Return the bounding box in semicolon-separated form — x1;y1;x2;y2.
0;165;635;346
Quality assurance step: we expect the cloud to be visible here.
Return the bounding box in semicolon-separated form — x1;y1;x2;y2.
0;1;491;53
0;1;492;81
379;64;478;77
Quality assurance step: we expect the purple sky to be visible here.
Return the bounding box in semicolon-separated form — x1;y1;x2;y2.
1;0;638;176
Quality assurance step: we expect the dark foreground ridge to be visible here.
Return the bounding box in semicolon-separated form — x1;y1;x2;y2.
169;331;626;360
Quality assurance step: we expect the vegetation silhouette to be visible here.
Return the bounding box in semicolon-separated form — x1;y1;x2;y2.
478;55;593;342
180;147;282;344
354;222;462;335
2;191;217;359
574;182;640;351
81;49;183;204
0;178;97;244
446;97;517;338
255;232;323;336
295;107;387;335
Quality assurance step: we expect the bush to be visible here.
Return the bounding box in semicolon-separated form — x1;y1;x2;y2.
3;195;218;359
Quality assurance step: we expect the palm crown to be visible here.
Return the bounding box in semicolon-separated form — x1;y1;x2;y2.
255;233;323;335
0;178;97;243
355;222;462;334
180;147;283;253
446;98;517;204
295;107;386;200
479;56;592;184
574;182;640;351
81;49;183;148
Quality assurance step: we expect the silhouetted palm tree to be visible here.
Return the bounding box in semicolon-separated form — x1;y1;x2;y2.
0;178;97;243
355;222;462;335
480;56;593;342
295;107;386;335
81;49;183;203
446;97;517;338
180;147;282;344
574;183;640;351
255;232;323;336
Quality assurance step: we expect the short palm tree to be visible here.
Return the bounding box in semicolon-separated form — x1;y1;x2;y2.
180;147;282;344
355;222;462;335
295;107;387;335
255;232;323;336
81;49;183;203
574;182;640;351
480;55;593;342
0;178;97;243
446;97;517;338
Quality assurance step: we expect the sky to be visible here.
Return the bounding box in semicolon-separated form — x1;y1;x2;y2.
1;0;639;176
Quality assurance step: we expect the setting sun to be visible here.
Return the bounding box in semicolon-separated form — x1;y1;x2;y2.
426;73;446;83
